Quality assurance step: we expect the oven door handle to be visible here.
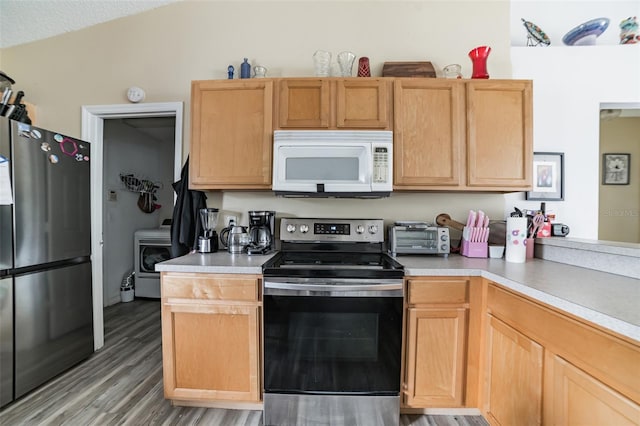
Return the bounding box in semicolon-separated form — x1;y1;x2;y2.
264;281;403;297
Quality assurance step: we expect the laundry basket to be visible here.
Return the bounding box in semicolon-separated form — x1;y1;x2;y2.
120;271;135;303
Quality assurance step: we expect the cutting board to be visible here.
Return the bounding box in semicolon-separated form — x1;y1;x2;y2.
382;61;436;77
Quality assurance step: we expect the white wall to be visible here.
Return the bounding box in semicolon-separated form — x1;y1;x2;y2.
1;1;514;244
509;1;640;239
509;45;640;239
102;119;174;304
3;1;638;241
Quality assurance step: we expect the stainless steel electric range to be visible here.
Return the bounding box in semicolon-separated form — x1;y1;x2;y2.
262;218;404;426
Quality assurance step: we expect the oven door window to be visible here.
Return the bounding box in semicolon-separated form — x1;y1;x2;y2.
139;245;171;274
263;295;402;395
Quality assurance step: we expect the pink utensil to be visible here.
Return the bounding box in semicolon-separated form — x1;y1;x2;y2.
530;212;544;238
466;210;476;228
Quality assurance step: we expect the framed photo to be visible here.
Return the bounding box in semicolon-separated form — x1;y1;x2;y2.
526;152;564;201
602;153;630;185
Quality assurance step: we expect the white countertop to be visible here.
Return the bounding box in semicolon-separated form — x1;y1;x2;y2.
157;252;640;342
156;251;273;274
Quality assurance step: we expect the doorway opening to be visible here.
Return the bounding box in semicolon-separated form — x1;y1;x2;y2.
82;102;183;350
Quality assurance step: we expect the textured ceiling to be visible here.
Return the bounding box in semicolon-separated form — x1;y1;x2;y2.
0;0;179;48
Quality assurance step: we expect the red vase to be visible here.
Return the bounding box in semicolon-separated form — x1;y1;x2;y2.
469;46;491;79
357;57;371;77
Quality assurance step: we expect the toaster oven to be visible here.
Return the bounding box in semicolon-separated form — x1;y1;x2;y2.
388;222;449;256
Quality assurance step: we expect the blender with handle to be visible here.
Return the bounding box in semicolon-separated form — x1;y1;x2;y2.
198;208;219;253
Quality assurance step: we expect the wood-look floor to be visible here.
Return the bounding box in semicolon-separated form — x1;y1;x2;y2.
0;300;488;426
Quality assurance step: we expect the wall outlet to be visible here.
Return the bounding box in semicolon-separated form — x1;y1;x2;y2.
225;215;237;227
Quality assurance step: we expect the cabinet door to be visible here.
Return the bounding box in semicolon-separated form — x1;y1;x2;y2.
162;301;260;402
484;315;543;426
278;79;330;128
336;79;390;129
190;80;273;189
404;307;467;407
394;79;465;188
466;80;532;188
545;353;640;426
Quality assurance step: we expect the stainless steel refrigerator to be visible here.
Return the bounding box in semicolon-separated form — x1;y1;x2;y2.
0;117;93;408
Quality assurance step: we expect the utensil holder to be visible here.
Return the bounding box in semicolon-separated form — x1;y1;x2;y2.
461;239;488;258
525;237;535;258
460;226;488;258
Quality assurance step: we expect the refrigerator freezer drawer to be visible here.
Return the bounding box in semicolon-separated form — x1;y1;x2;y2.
0;276;12;407
14;261;93;398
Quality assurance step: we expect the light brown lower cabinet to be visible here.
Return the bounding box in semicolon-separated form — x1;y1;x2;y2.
544;353;640;426
484;315;543;426
402;277;485;409
161;273;261;404
405;307;467;407
484;282;640;426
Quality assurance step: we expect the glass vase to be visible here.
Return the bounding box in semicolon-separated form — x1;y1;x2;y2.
337;51;356;77
468;46;491;79
357;57;371;77
313;50;331;77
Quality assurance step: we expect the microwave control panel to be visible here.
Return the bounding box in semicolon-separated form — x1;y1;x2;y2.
373;146;389;183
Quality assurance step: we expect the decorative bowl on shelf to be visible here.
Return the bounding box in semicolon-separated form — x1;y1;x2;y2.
562;17;610;46
521;18;550;46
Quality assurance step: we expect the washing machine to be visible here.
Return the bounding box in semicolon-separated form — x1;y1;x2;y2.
133;226;171;298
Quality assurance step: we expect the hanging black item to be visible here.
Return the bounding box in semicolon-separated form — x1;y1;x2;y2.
170;157;207;257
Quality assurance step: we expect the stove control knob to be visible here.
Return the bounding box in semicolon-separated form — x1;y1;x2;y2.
441;235;448;241
441;244;448;251
299;224;309;233
286;224;296;233
355;225;365;234
368;225;379;234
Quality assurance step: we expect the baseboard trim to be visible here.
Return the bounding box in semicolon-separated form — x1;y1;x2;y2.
170;399;263;410
401;407;482;415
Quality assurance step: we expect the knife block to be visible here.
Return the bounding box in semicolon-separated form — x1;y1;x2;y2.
461;226;488;258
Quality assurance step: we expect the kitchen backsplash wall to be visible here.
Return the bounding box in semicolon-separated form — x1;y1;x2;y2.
207;191;508;243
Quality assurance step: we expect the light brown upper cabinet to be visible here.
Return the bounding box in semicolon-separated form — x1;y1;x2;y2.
276;78;392;130
189;80;273;190
466;80;532;188
394;79;465;187
393;79;532;191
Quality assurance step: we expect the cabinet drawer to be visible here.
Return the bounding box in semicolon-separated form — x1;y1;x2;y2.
407;278;469;305
161;273;259;301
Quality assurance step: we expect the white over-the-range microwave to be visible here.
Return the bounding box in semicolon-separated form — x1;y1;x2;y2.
272;130;393;197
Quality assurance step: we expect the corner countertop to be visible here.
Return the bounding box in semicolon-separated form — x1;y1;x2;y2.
398;255;640;342
156;252;640;343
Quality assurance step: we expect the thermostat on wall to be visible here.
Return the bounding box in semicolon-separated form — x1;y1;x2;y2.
127;86;145;103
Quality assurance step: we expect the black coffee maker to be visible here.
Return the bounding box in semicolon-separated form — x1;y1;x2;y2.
247;211;275;255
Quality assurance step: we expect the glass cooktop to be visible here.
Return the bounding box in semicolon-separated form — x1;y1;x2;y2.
262;251;404;279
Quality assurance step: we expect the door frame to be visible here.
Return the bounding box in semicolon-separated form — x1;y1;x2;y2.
81;102;183;350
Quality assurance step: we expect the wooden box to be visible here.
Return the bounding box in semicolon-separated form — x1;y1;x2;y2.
382;61;436;78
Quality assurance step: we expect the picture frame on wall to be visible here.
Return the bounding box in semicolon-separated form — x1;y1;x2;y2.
526;152;564;201
602;153;630;185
